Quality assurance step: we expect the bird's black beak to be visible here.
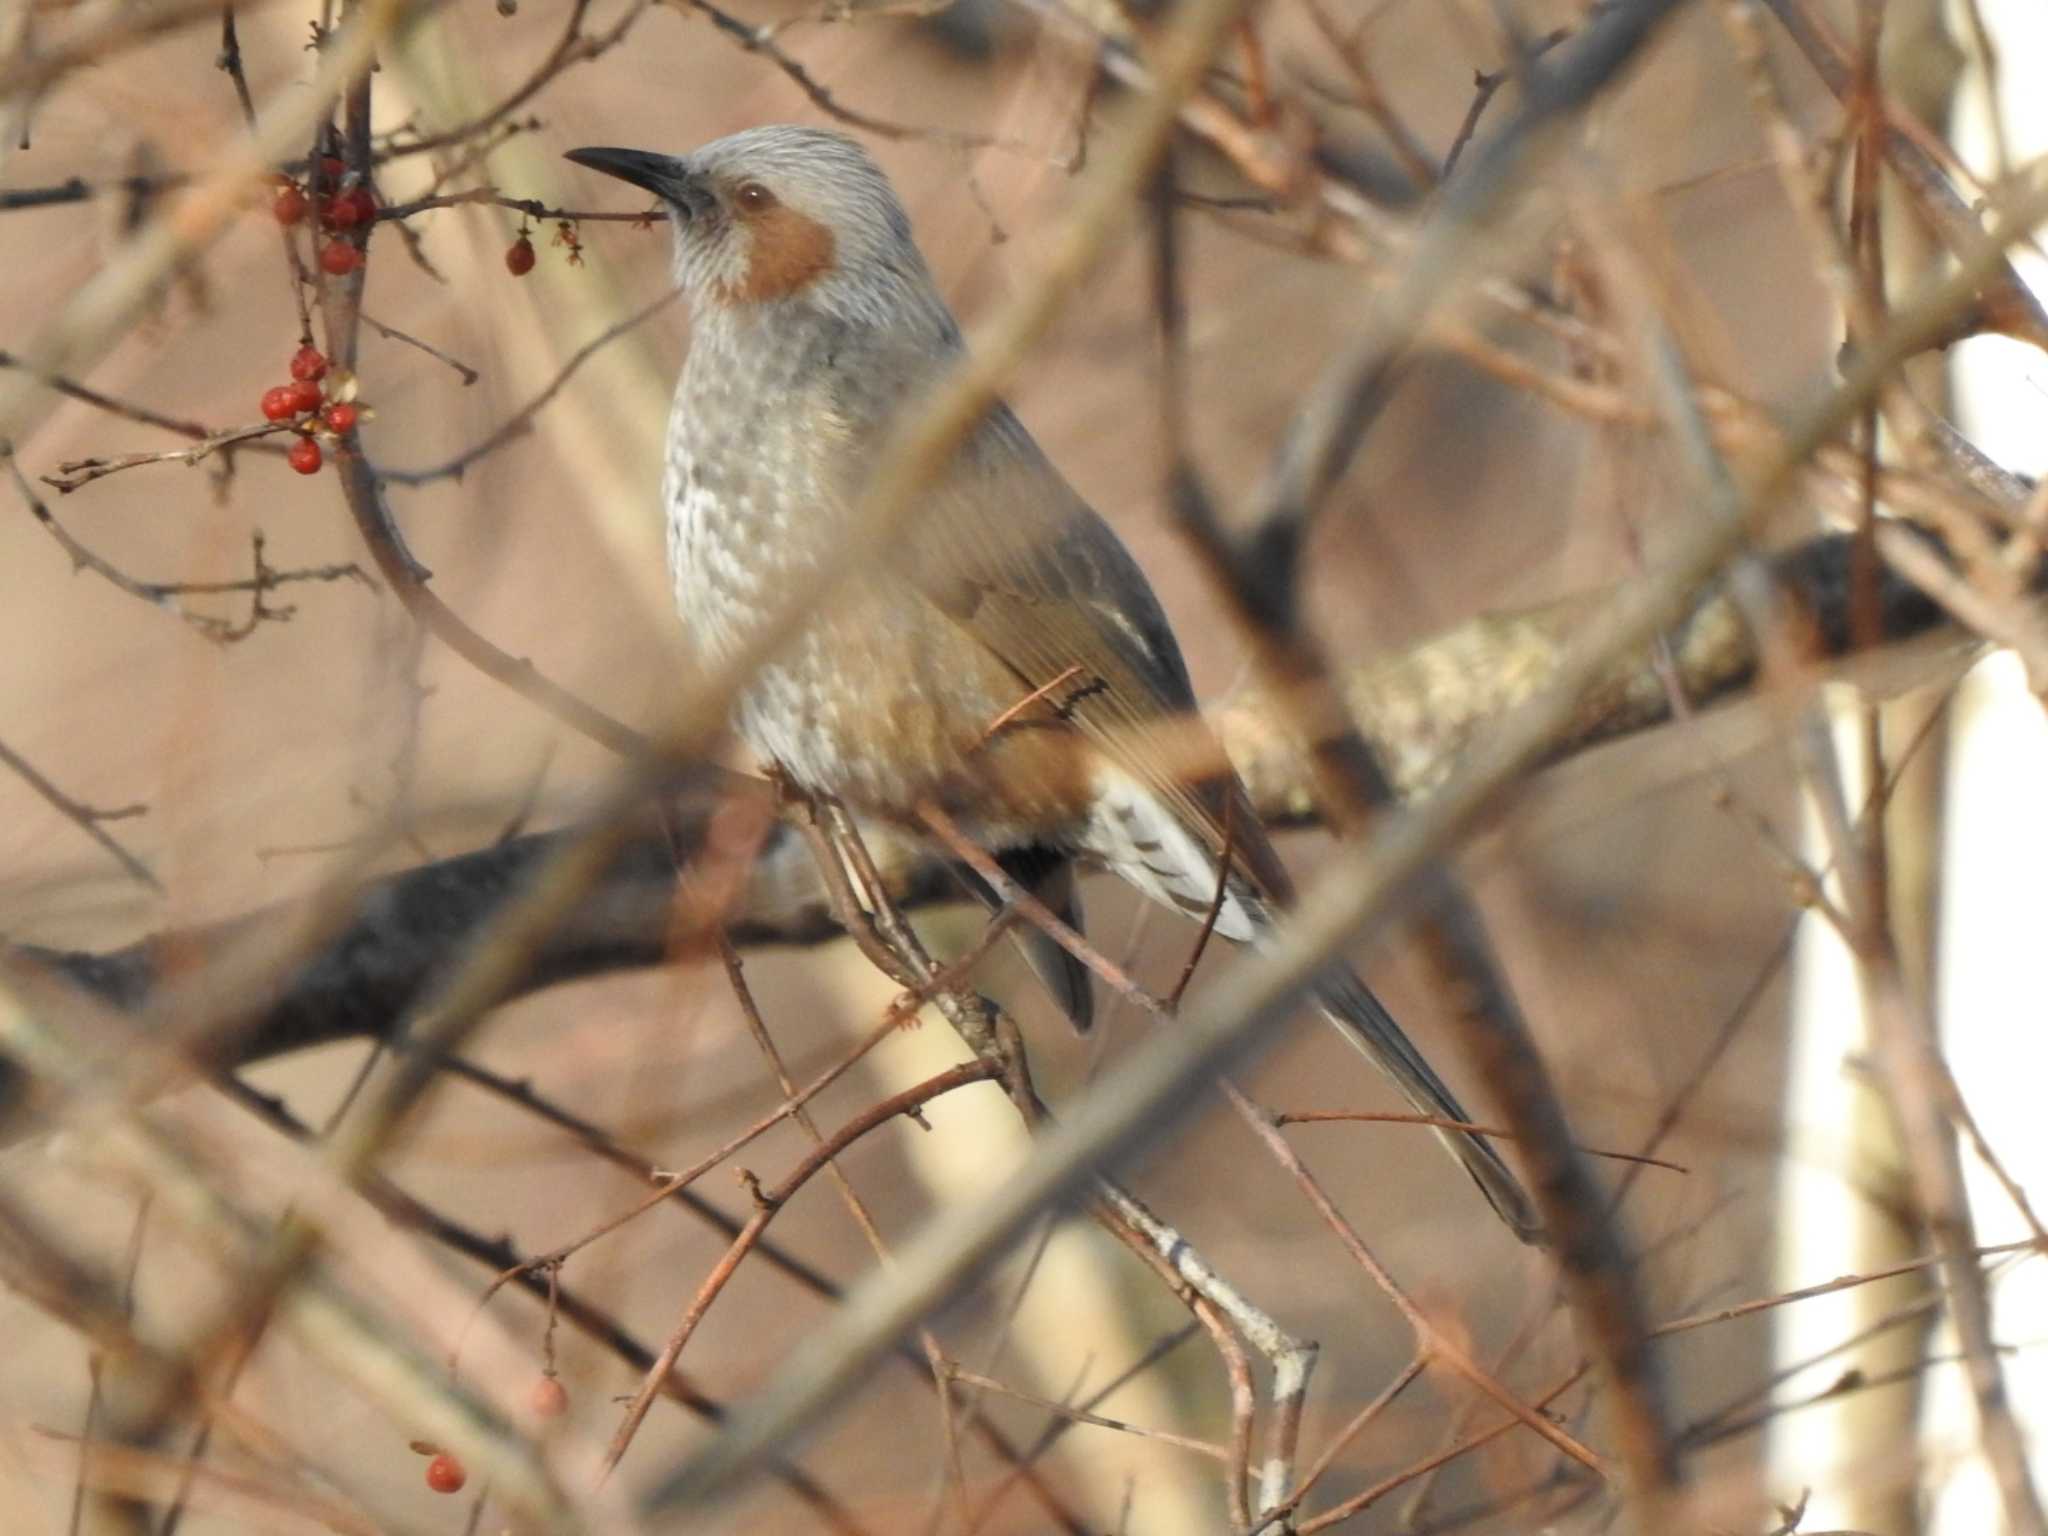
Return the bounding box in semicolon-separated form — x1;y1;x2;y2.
564;146;703;215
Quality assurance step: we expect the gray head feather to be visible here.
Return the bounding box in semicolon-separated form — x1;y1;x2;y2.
670;126;955;337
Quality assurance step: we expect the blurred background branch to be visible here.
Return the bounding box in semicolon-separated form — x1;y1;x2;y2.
4;0;2047;1532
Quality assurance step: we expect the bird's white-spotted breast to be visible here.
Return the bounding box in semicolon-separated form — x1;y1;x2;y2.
663;306;1095;840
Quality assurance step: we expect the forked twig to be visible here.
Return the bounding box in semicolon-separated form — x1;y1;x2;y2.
598;1059;1002;1474
0;736;159;891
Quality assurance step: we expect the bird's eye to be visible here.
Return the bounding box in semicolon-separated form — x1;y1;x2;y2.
734;182;776;214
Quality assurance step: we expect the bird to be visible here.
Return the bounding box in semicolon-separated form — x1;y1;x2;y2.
566;125;1541;1243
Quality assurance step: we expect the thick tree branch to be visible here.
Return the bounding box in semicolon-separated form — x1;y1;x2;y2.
1;524;1981;1112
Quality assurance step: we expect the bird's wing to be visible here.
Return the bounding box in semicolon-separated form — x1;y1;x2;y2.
893;408;1543;1238
907;406;1297;910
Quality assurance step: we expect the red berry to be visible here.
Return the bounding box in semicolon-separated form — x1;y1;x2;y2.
322;192;361;230
285;379;323;414
339;187;377;227
323;402;360;433
505;236;535;277
318;239;359;276
424;1453;465;1494
273;184;307;226
318;155;346;188
529;1376;569;1418
289;345;328;382
260;386;297;422
287;437;323;475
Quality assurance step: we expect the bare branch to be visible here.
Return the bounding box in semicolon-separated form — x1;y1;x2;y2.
371;283;682;485
6;447;370;641
40;422;294;493
0;737;158;892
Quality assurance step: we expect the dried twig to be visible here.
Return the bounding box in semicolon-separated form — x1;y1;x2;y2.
380;0;658;162
40;421;293;492
598;1058;1004;1474
0;348;231;442
7;449;369;641
669;0;1029;154
372;283;682;485
1274;1110;1689;1173
1222;1083;1606;1479
0;737;158;892
357;310;481;385
1441;27;1571;179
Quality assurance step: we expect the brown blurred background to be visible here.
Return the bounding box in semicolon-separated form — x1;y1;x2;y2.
0;1;1911;1530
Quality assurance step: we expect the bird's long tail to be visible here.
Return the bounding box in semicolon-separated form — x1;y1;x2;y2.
1085;766;1543;1242
1313;966;1544;1244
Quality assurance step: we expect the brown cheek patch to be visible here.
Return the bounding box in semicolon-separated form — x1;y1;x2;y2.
722;206;837;304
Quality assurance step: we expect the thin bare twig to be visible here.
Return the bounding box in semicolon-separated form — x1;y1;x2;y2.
0;173;190;213
40;421;296;493
718;933;975;1520
1273;1110;1688;1173
1294;0;1439;190
7;449;370;641
666;0;1028;155
1760;0;2048;349
0;736;158;892
372;283;682;485
809;798;1316;1525
379;0;658;162
1222;1083;1606;1479
938;1364;1233;1461
1442;27;1571;179
373;188;648;224
0;349;230;442
598;1059;1003;1474
358;310;481;385
1796;725;2048;1534
1258;1352;1426;1528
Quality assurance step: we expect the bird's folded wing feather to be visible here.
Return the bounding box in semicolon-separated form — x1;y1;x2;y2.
906;409;1297;906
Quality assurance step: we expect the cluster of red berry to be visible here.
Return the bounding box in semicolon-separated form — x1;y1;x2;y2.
259;346;363;475
413;1375;568;1498
272;158;376;276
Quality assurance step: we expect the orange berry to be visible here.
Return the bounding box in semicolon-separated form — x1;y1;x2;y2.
529;1376;569;1418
